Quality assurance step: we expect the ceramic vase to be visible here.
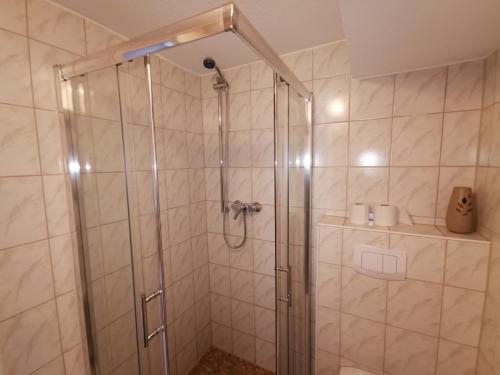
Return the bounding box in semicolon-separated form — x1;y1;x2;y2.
446;186;476;234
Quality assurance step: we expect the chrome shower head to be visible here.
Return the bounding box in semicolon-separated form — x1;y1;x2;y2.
203;57;216;69
202;57;227;86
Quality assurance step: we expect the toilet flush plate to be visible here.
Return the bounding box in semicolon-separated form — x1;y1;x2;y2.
353;244;406;280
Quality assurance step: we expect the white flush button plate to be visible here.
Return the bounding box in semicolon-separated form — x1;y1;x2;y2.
353;244;406;280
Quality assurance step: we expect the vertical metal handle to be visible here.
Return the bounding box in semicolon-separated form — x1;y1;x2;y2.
140;293;149;348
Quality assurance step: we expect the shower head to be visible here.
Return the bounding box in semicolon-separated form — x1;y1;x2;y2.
203;57;227;86
203;57;216;69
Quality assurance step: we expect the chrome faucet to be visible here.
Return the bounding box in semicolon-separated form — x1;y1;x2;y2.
230;200;262;220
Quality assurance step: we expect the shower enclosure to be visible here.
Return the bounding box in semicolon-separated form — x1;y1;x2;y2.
57;4;312;375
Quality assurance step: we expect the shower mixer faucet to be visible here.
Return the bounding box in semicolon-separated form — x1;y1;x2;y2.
230;200;262;220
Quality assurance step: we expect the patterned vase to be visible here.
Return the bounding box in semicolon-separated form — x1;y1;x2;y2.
446;186;476;234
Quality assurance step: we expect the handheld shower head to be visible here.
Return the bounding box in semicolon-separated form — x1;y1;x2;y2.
203;57;216;69
202;57;227;86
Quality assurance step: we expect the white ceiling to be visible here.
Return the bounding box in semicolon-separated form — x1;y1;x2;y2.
52;0;500;77
340;0;500;78
52;0;345;74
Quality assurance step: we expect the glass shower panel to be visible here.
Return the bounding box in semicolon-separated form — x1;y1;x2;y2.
274;74;311;375
62;56;167;375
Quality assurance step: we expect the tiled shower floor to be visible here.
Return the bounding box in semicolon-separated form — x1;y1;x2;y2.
189;347;274;375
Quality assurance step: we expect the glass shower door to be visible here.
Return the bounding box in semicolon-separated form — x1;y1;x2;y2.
274;74;312;375
60;56;168;375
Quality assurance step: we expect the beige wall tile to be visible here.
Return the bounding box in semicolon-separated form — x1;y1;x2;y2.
387;279;442;336
84;20;123;55
347;167;389;207
313;75;350;124
384;326;438;375
313;123;348;167
441;286;484;346
27;0;85;55
0;239;53;321
340;313;385;371
317;306;340;354
313;41;350;79
312;167;347;210
0;176;47;249
342;266;387;322
350;75;394;120
389;234;445;283
446;240;490;291
436;339;477;375
441;111;480;166
317;262;341;309
394;67;446;115
446;60;484;111
0;300;62;374
0;0;27;34
43;174;71;236
282;50;313;82
250;61;273;90
36;109;66;174
348;118;391;167
391;114;443;166
0;29;32;106
0;103;40;176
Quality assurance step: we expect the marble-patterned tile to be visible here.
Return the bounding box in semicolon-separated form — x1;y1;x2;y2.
166;169;190;208
436;339;477;375
96;172;128;224
84;20;123;54
232;330;255;363
36;109;66;174
195;293;211;331
230;268;254;303
185;72;201;98
223;65;250;93
168;205;191;245
313;122;348;167
253;239;275;277
231;299;255;335
49;234;76;296
0;240;53;321
104;266;134;322
394;67;446;115
170;240;193;282
254;273;275;310
100;220;131;274
282;50;313;82
251;168;274;205
188;168;205;203
0;29;32;106
350;75;394;120
250;61;273;90
313;75;350;124
436;166;476;219
384;326;438;375
202;97;218;133
318;226;342;265
340;313;385;371
251;87;274;129
440;286;484;346
342;228;389;266
0;300;62;375
227;131;252;167
64;344;88;375
160;59;185;92
389;234;445;283
209;263;231;297
251;204;274;241
56;290;81;350
0;103;39;176
349;118;391;167
173;274;195;318
391;114;443;166
108;311;137;367
347;167;389;207
254;305;275;343
312;167;347;210
175;307;197;351
317;350;340;375
210;292;231;326
483;52;497;107
186;95;203;133
92;118;125;172
441;111;480;166
229;92;251;130
388;167;439;218
317;262;341;309
87;67;122;121
163;87;186;131
0;0;27;34
313;41;350;79
446;240;489;291
342;267;387;322
27;0;85;55
0;176;47;249
446;60;484;111
387;279;442;336
193;264;210;302
31;357;66;375
251;129;274;167
256;338;276;372
165;129;189;169
317;306;340;354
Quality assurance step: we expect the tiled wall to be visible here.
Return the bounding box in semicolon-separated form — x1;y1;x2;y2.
316;219;490;375
201;63;277;372
476;49;500;375
306;41;484;226
0;0;122;373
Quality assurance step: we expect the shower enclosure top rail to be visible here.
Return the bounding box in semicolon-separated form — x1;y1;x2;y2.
58;3;311;101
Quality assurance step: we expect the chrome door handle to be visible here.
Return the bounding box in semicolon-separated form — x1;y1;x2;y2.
140;289;163;348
